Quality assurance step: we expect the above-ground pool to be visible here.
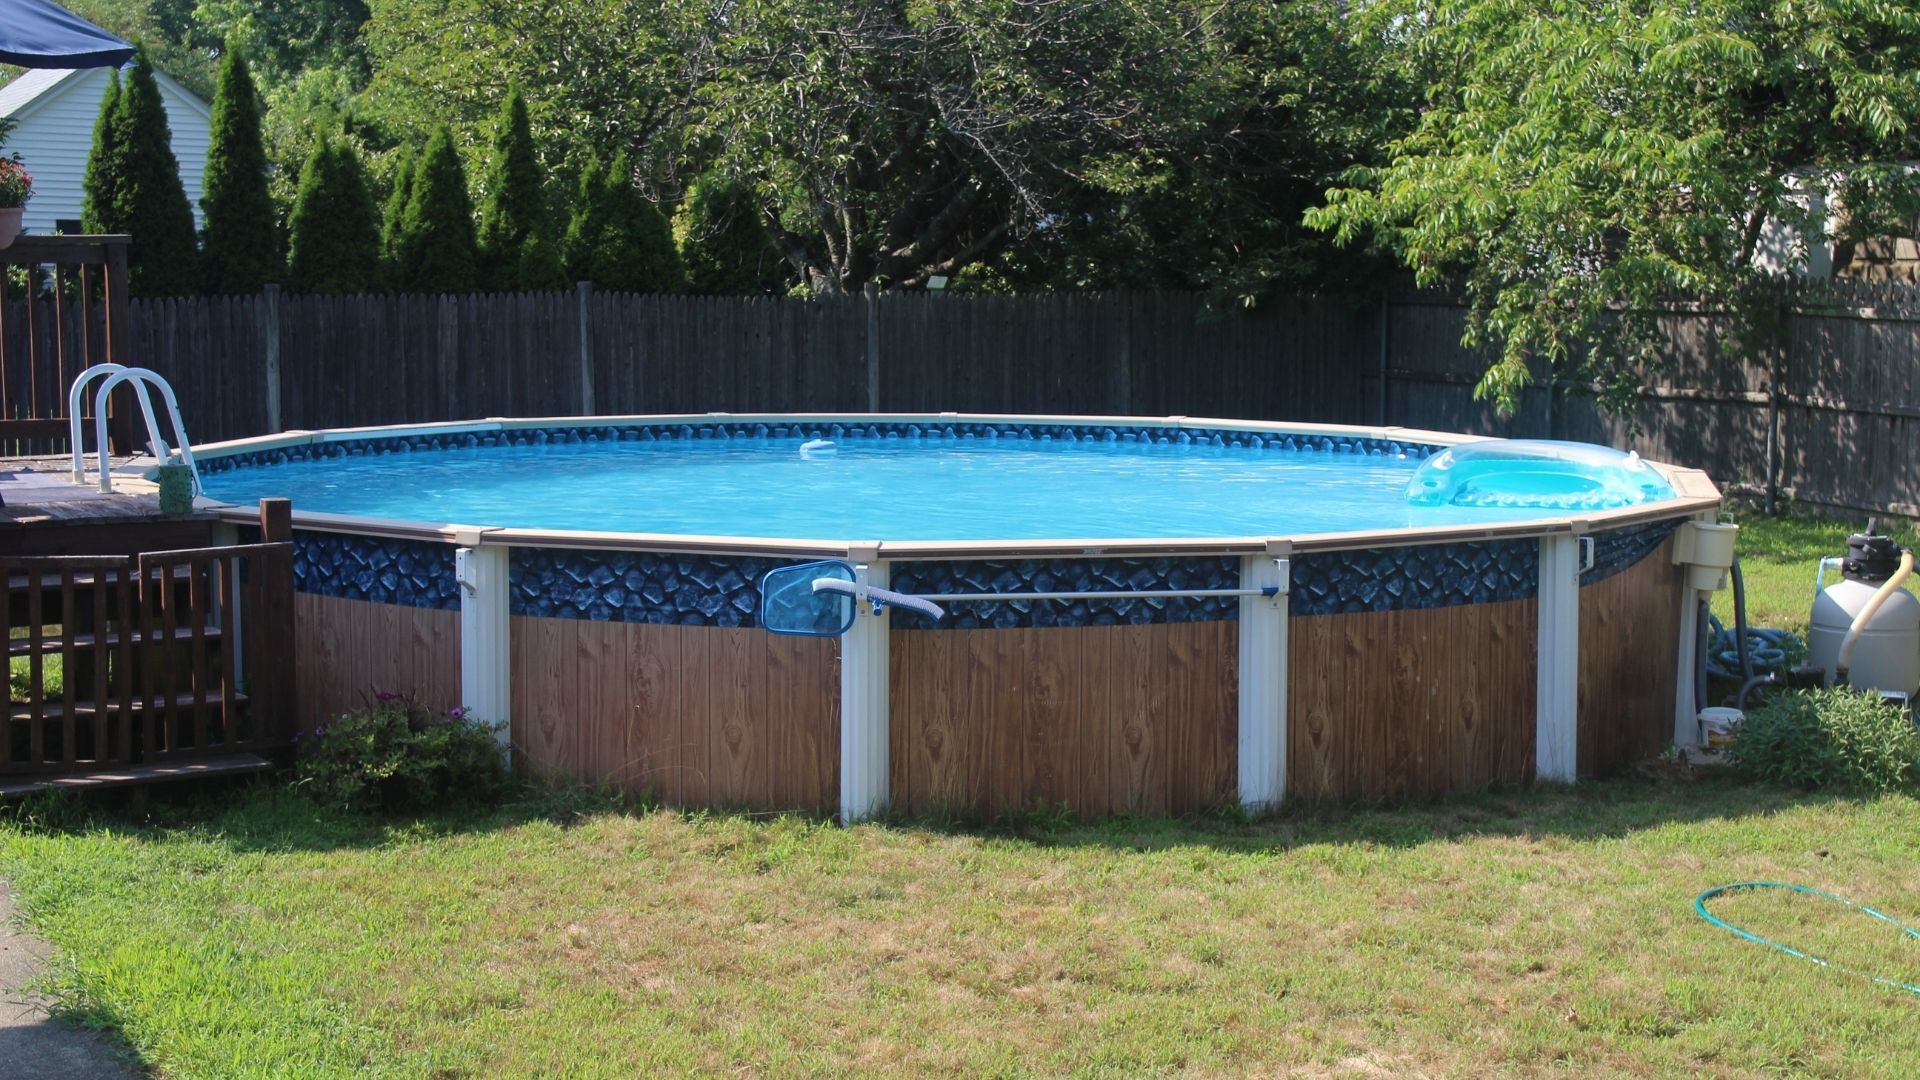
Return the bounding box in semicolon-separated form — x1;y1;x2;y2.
198;414;1725;821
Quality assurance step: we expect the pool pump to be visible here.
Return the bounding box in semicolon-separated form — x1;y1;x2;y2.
1807;532;1920;700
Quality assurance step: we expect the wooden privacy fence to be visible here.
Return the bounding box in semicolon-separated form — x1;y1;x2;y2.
116;287;1375;443
8;278;1919;517
3;524;293;775
1370;281;1920;519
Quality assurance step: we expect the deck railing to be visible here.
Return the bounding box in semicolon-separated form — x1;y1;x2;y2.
0;234;134;456
2;501;294;774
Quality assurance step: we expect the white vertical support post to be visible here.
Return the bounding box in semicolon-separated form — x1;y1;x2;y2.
1535;532;1581;782
455;538;512;760
1673;595;1703;748
1237;545;1290;812
840;557;891;822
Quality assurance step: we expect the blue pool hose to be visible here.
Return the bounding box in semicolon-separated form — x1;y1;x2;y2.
1695;882;1920;996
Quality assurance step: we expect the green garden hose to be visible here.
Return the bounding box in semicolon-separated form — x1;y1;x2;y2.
1695;882;1920;996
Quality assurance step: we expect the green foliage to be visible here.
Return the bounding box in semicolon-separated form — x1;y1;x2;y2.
56;0;218;98
379;146;413;281
286;134;381;294
394;125;478;292
676;174;788;295
476;87;552;291
514;226;568;292
565;153;684;293
1731;688;1920;794
1307;0;1920;414
192;0;372;86
200;47;282;293
80;71;122;232
294;694;507;813
81;48;200;296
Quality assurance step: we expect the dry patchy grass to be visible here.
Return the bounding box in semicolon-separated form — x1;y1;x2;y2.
2;780;1917;1078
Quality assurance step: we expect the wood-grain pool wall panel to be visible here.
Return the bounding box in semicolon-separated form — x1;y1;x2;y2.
1286;600;1538;800
292;593;461;734
888;622;1238;818
509;616;839;811
1578;537;1684;776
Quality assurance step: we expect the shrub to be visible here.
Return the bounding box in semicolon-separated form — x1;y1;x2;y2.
677;173;788;295
286;135;381;294
200;46;282;294
476;86;555;291
394;125;478;293
83;48;200;295
295;694;507;813
1729;687;1919;794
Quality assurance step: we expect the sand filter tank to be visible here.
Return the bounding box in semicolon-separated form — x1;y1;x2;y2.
1807;533;1920;697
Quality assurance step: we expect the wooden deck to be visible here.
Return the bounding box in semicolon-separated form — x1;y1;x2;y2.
0;752;274;799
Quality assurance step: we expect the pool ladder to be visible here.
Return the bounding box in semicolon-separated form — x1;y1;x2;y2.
67;364;203;496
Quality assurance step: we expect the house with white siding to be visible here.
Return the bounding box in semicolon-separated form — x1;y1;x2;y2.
0;64;210;236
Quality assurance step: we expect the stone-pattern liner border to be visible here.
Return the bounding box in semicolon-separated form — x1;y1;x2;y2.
200;420;1442;476
284;519;1683;624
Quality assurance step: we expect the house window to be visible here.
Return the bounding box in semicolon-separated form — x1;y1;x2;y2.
55;219;83;235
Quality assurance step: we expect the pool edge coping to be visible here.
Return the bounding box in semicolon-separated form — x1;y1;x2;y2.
193;412;1724;557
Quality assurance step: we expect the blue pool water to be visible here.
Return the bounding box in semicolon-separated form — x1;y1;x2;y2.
202;435;1658;541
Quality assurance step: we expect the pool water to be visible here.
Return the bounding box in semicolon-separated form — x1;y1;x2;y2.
203;436;1611;541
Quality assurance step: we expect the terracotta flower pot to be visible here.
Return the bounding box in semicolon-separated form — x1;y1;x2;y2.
0;207;21;250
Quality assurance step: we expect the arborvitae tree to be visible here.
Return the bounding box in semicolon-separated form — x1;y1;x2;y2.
563;154;610;284
286;136;381;294
80;71;122;232
380;148;414;286
677;175;787;295
476;86;549;291
516;227;568;292
395;125;478;292
85;50;200;294
565;153;685;293
199;46;281;294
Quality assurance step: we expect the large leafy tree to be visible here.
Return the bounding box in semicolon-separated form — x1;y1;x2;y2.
476;87;551;291
361;0;686;184
201;46;282;293
394;125;478;292
688;0;1388;295
1307;0;1920;412
287;134;382;293
82;48;200;296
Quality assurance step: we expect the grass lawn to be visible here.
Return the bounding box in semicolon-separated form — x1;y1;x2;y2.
3;780;1918;1079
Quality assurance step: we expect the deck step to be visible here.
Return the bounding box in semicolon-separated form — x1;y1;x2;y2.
7;624;223;656
8;690;249;723
0;752;275;799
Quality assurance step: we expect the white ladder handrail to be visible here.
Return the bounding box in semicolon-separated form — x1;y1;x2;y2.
68;363;167;480
67;365;203;496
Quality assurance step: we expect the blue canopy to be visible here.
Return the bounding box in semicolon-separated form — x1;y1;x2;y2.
0;0;135;69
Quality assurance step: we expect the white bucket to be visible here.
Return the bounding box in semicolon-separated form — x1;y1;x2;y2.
1698;707;1743;749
